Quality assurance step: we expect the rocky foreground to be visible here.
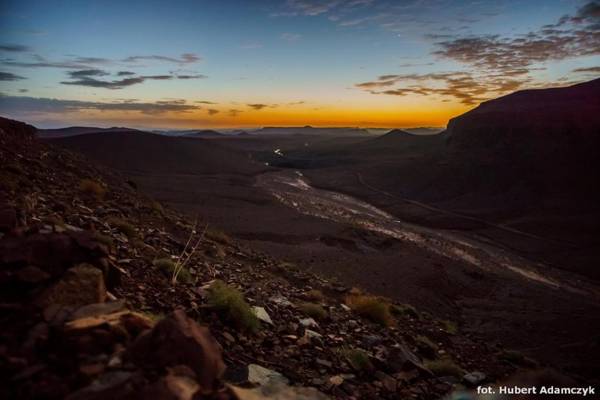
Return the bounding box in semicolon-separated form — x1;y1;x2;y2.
0;117;577;399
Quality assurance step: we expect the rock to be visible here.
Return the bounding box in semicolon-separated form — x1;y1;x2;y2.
375;371;397;392
66;371;137;400
247;364;289;386
229;381;329;400
305;329;322;339
316;358;333;368
329;375;344;386
139;366;200;400
64;310;153;334
127;310;225;389
299;318;318;328
38;264;106;307
463;371;486;386
386;344;430;375
252;306;273;325
68;300;126;320
340;304;351;312
270;295;293;307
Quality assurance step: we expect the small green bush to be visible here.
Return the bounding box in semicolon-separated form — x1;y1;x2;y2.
153;258;192;283
424;358;464;378
304;289;324;302
416;335;438;358
207;280;259;332
108;217;137;238
297;302;328;320
392;303;419;319
442;320;458;335
345;294;394;327
340;348;372;371
79;179;106;200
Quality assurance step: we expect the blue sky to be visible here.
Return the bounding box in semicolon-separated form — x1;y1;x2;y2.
0;0;598;128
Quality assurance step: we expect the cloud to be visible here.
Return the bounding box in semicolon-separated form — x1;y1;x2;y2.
176;74;207;79
60;72;206;89
228;109;242;117
432;2;600;77
0;44;30;52
207;109;219;115
573;66;600;73
67;69;110;78
122;53;201;64
61;76;146;89
196;100;217;104
240;42;263;49
0;94;199;115
281;32;302;41
247;103;279;110
117;71;136;76
355;2;600;106
0;71;26;81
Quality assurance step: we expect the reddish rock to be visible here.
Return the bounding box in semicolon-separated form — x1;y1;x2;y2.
127;310;225;390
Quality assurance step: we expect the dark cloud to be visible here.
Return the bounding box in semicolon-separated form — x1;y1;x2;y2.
247;103;269;110
0;94;198;115
117;71;136;76
122;53;201;64
355;72;522;105
228;109;242;117
0;71;26;81
61;76;146;89
207;109;219;115
196;100;217;104
0;44;30;52
60;72;205;89
67;69;109;78
176;74;207;79
573;66;600;73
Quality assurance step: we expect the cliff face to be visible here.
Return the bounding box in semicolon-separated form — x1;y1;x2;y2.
446;78;600;157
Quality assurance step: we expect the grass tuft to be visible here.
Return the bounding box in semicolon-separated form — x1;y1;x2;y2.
424;358;464;378
442;320;458;335
297;302;328;320
153;257;192;283
345;294;395;327
206;228;231;244
207;280;260;332
79;178;106;200
304;289;325;302
392;303;420;319
340;348;372;371
107;217;137;238
415;335;438;358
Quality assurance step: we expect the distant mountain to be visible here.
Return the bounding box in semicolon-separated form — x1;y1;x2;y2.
181;130;224;138
51;130;265;176
253;126;369;136
403;127;445;136
37;126;141;138
447;78;600;156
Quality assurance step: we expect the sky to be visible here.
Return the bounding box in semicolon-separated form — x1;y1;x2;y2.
0;0;598;129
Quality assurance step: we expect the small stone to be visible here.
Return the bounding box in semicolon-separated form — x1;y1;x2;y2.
252;306;273;325
330;375;344;386
463;371;486;386
247;364;289;386
299;318;318;328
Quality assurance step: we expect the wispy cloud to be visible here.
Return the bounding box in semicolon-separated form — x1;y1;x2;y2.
281;32;302;41
573;66;600;73
0;94;199;115
60;70;206;89
0;44;30;52
207;108;219;115
122;53;201;64
0;71;26;81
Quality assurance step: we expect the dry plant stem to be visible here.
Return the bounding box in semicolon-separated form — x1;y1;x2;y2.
172;220;208;284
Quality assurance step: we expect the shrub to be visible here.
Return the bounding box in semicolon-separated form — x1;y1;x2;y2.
392;303;419;319
442;320;458;335
304;289;324;302
424;358;464;378
415;335;438;358
107;217;137;238
93;232;114;249
345;294;394;327
340;348;372;371
206;228;231;244
207;280;259;332
297;302;327;320
79;178;106;200
153;258;192;284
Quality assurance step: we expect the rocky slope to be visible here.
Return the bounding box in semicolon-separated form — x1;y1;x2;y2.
0;116;570;399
